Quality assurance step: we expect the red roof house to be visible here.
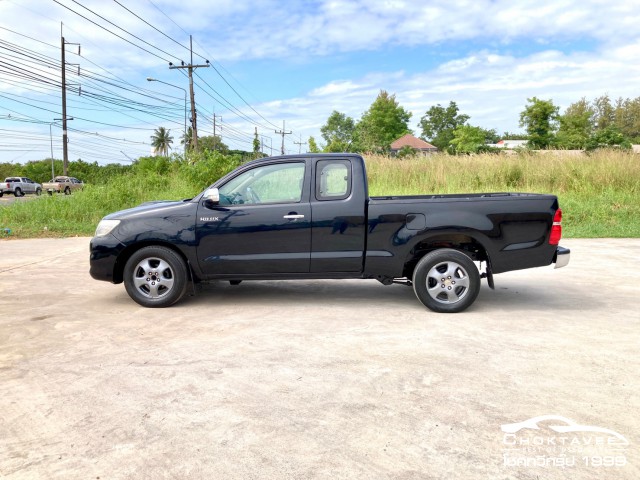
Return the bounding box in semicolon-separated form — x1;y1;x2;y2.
390;134;438;155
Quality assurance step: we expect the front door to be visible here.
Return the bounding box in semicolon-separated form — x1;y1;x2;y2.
196;161;311;275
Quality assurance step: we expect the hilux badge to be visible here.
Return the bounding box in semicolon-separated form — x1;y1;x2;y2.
200;217;219;222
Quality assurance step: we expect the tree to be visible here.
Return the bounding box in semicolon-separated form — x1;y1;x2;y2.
199;135;228;154
253;128;261;157
593;94;615;130
501;131;528;140
585;126;632;151
308;136;321;153
519;97;559;149
450;125;488;153
419;101;470;152
482;128;500;145
320;110;356;152
614;96;640;142
151;127;173;157
181;127;193;150
397;146;418;158
556;98;595;149
356;90;412;152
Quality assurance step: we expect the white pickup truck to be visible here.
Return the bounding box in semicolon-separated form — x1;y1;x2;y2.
0;177;42;197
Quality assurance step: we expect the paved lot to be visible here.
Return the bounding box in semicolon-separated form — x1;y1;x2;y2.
0;237;638;479
0;194;41;206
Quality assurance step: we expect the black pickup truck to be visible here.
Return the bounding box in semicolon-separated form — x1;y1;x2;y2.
90;153;569;313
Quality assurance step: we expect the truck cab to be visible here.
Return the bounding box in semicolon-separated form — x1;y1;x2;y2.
196;155;367;275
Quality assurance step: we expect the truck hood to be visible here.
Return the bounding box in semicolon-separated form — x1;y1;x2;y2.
104;199;193;220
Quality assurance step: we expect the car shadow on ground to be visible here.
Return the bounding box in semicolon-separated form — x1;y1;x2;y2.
177;276;593;313
187;279;417;309
476;279;601;312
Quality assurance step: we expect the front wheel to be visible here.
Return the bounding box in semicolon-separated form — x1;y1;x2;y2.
123;246;188;308
36;188;42;196
412;249;480;313
64;187;71;195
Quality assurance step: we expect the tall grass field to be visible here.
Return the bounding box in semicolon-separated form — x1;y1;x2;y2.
1;150;638;238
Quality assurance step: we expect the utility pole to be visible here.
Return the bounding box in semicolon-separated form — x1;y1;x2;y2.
213;113;221;149
294;134;307;154
169;35;209;151
60;26;79;176
213;114;222;151
275;120;292;155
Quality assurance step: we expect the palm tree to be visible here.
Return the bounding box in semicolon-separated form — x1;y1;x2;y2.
181;127;193;151
151;127;173;156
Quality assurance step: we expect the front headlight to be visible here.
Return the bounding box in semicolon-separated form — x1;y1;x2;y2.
95;219;120;237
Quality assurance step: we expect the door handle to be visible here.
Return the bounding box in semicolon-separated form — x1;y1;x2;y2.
283;214;305;219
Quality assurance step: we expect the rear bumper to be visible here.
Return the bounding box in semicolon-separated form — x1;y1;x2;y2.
554;246;570;269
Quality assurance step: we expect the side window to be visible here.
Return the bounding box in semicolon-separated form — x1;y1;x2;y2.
316;160;351;201
218;162;305;206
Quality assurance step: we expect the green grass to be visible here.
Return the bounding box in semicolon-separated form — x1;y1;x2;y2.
1;150;638;238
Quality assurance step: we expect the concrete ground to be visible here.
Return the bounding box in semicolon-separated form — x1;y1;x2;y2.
0;237;638;479
0;194;40;207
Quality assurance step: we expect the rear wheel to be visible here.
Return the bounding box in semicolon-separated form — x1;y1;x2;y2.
123;246;188;308
412;249;480;313
64;187;71;195
14;188;22;197
36;188;42;196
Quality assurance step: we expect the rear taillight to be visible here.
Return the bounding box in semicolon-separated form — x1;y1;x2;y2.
549;208;562;245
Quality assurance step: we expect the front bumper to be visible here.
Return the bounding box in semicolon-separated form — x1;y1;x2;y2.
89;234;127;283
554;246;570;269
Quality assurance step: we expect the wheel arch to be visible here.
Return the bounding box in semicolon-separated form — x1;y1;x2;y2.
113;241;195;284
402;233;491;279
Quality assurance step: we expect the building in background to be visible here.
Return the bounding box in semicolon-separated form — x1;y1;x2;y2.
390;134;438;156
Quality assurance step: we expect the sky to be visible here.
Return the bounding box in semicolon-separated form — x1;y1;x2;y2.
1;0;640;164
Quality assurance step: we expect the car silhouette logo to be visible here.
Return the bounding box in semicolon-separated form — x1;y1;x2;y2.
501;415;629;446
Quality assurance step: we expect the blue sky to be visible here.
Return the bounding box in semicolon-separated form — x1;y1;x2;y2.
1;0;639;163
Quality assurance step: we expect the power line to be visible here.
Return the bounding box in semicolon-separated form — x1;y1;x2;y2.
1;4;283;160
51;0;174;63
142;0;282;134
112;0;192;54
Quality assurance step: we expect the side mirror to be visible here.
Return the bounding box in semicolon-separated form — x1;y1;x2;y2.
203;187;220;208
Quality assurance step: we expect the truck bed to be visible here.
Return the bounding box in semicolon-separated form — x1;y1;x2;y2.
365;192;559;277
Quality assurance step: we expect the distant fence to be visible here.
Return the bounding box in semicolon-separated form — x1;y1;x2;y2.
501;147;639;156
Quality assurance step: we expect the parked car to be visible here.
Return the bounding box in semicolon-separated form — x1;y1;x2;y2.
42;176;84;195
90;153;569;312
0;177;42;197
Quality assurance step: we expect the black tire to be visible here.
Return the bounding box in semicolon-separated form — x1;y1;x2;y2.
64;187;71;195
36;188;42;196
123;246;188;308
14;188;22;197
0;191;3;198
412;249;480;313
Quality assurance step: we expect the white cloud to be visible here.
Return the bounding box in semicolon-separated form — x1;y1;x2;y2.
3;0;640;159
249;43;640;150
190;0;640;61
